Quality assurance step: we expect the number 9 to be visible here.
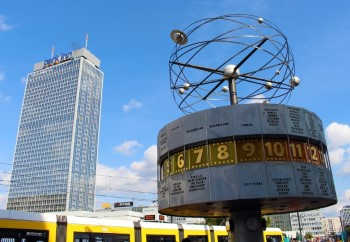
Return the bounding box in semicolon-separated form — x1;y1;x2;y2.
243;142;255;157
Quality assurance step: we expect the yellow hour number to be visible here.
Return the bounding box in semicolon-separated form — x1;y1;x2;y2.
171;151;186;174
194;148;203;163
242;142;255;157
177;153;184;168
161;157;171;179
289;141;307;162
236;139;263;162
188;145;208;170
263;140;288;161
209;141;235;166
217;144;229;160
307;144;323;166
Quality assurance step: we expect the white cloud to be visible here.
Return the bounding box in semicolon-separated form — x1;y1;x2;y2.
96;145;157;206
322;189;350;217
325;122;350;176
0;71;11;101
328;148;346;165
20;77;27;84
325;122;350;149
0;16;13;31
114;140;142;156
320;122;350;217
0;70;4;81
0;193;8;209
0;94;12;102
0;171;11;209
345;189;350;200
340;159;350;175
245;94;267;104
130;145;157;178
122;99;143;112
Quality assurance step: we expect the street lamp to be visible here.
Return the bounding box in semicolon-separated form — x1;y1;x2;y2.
297;212;303;242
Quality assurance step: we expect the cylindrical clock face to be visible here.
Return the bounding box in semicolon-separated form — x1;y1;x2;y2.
157;103;337;217
160;137;325;178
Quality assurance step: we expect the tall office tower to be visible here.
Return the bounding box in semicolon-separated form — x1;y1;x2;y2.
7;48;104;212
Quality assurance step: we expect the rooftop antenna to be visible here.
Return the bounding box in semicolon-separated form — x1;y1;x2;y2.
51;45;55;58
69;41;81;51
85;33;89;49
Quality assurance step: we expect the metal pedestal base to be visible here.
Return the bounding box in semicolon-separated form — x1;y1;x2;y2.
229;210;264;242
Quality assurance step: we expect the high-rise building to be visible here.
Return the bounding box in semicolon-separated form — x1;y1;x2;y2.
340;205;350;227
7;48;104;212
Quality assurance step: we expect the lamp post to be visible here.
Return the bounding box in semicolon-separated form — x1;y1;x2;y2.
297;212;303;242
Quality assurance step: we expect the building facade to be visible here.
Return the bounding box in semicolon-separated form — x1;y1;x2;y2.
290;210;324;238
322;217;342;237
7;48;104;212
340;205;350;227
268;214;292;231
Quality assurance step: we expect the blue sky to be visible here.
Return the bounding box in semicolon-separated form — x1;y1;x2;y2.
0;0;349;217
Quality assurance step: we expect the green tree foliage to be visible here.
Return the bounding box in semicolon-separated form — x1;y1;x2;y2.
304;232;313;240
262;216;272;227
205;218;226;226
345;225;350;234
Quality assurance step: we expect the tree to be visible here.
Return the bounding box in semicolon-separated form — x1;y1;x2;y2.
205;218;226;226
345;225;350;234
344;225;350;242
304;232;313;241
263;216;272;227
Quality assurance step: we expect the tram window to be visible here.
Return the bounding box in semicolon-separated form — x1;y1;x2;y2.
0;228;48;242
266;235;283;242
146;235;176;242
188;235;208;242
74;232;90;242
217;236;228;242
74;232;130;242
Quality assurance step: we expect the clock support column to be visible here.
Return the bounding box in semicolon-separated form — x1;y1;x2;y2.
229;209;264;242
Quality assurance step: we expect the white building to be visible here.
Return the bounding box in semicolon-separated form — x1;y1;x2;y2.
322;217;342;237
290;210;324;238
168;216;205;224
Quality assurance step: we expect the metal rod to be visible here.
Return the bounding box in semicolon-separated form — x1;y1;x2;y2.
170;61;224;74
233;37;268;72
229;78;237;105
297;212;303;241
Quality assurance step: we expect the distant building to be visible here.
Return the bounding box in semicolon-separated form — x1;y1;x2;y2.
268;214;292;231
169;216;205;225
322;217;342;236
95;203;206;224
340;205;350;227
290;210;324;238
7;48;104;212
95;204;169;222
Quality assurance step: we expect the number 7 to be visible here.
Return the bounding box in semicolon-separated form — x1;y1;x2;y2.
193;148;203;163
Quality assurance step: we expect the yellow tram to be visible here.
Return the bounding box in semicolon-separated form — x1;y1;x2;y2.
0;210;284;242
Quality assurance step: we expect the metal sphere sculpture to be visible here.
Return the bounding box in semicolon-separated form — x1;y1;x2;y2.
169;14;300;114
